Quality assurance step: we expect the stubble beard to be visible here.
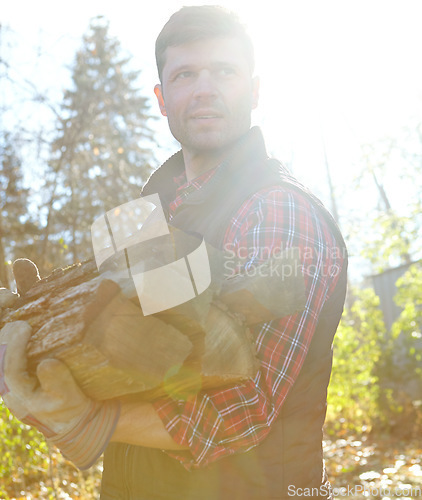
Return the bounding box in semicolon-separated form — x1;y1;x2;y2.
170;112;252;156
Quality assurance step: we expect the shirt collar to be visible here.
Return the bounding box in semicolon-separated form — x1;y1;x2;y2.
142;126;268;205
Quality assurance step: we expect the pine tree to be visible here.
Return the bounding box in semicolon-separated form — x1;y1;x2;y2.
0;133;32;287
43;16;156;264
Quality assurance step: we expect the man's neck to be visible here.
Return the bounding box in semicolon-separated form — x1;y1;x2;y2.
182;134;251;182
182;149;226;183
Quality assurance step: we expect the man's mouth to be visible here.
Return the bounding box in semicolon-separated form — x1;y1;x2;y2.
191;111;223;120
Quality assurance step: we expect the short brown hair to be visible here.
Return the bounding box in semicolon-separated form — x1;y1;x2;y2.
155;5;254;82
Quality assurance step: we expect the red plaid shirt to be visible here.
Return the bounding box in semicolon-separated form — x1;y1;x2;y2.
153;166;345;469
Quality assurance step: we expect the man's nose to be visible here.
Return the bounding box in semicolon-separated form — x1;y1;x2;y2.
192;70;217;98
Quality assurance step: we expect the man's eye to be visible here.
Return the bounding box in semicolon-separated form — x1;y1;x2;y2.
175;71;194;80
219;67;236;76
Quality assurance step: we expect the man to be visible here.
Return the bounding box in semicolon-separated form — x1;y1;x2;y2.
0;6;347;499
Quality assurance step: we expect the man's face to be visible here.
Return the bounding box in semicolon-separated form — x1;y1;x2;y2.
154;37;259;155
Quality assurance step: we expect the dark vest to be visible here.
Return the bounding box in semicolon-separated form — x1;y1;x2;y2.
101;128;348;500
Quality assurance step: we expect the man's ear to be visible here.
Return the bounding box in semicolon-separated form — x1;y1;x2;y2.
154;84;167;117
251;76;260;110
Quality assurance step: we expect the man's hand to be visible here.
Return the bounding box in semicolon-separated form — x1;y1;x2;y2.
0;321;120;469
0;288;18;310
1;321;92;433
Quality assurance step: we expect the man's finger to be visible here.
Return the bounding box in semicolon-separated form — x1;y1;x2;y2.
0;288;18;309
2;392;32;421
1;322;36;396
0;321;32;345
37;358;86;402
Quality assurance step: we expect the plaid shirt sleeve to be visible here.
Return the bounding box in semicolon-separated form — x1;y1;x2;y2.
153;185;345;469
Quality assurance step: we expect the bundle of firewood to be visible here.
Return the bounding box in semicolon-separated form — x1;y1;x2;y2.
0;248;305;402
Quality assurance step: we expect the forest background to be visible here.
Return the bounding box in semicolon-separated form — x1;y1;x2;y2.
1;1;421;498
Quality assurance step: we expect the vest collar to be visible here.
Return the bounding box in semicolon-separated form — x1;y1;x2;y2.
142;126;268;207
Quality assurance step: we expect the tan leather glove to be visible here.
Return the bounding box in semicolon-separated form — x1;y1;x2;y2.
0;288;18;310
0;321;120;469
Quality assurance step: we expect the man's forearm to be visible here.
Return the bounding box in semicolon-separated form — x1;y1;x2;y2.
110;401;188;451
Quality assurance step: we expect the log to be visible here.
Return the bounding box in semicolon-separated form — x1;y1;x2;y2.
0;247;305;402
219;247;306;324
0;261;258;401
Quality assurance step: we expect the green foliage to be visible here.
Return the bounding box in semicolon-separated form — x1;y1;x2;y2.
361;212;416;273
374;263;422;435
0;400;49;498
327;264;422;438
392;262;422;378
0;400;102;499
394;263;422;335
327;287;385;433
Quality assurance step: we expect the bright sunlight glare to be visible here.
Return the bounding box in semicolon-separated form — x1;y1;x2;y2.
2;0;422;205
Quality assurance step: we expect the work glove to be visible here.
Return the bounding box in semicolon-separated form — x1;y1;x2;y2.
0;288;18;310
0;321;120;470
